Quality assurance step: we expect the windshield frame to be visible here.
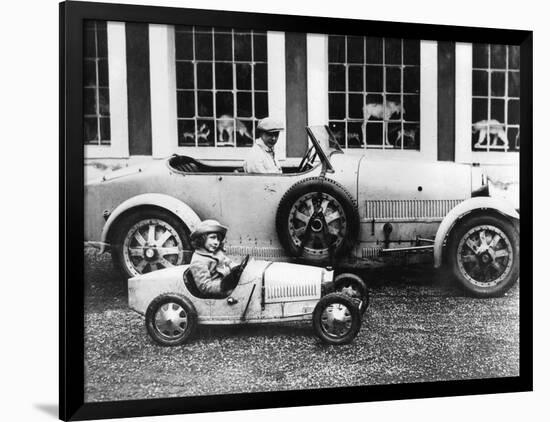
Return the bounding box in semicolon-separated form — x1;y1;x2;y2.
305;125;343;173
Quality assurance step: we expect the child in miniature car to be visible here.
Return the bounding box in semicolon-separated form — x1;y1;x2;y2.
189;219;238;298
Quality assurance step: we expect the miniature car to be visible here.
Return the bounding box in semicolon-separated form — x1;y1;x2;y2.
86;125;519;298
128;256;369;345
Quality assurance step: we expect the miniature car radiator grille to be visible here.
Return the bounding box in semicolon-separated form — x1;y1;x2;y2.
365;199;463;221
264;280;320;303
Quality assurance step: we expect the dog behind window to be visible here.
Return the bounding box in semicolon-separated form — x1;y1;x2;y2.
362;101;405;146
472;119;508;149
217;115;254;146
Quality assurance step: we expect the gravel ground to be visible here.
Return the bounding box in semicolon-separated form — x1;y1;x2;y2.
83;248;519;402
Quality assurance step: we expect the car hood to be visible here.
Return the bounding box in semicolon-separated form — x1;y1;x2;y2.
86;159;168;186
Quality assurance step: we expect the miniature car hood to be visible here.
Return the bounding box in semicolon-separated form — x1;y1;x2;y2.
262;262;333;303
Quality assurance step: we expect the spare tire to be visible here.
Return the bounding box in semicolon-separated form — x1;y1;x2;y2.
276;178;359;263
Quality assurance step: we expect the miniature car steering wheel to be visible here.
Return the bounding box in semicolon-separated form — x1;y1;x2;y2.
221;254;250;291
297;146;317;172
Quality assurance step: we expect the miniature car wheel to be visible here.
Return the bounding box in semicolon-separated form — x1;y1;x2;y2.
145;293;197;346
112;208;191;277
334;273;369;314
276;178;360;263
447;214;519;298
312;293;362;345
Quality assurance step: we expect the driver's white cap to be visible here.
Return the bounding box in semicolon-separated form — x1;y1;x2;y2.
257;117;284;133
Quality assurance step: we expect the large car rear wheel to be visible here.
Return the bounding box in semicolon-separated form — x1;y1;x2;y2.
447;214;519;298
112;208;191;278
312;293;362;345
276;178;359;263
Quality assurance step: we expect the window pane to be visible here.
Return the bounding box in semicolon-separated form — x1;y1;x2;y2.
365;122;383;146
347;36;364;63
217;117;235;145
84;59;96;86
472;70;488;96
177;91;195;118
329;93;346;119
84;29;96;57
388;122;402;148
403;66;420;93
197;91;213;116
329;121;345;147
98;88;110;116
490;44;506;69
387;95;404;121
97;27;108;58
347;66;363;92
472;98;488;123
215;62;233;89
402;123;420;150
508;99;520;125
215;33;232;61
236;120;254;147
237;92;252;117
473;44;488;68
176;62;194;89
508;127;520;151
98;59;109;87
197;62;213;89
365;66;383;91
83;88;96;115
253;33;267;61
347;122;364;148
99;117;111;142
348;93;363;119
254;63;267;90
178;119;196;146
385;67;401;93
195;33;213;61
490;99;505;122
196;120;215;146
254;92;268;118
385;38;401;64
508;72;520;97
403;39;420;65
236;63;252;90
491;71;506;97
329;64;346;91
216;91;234;117
234;33;252;61
402;95;419;121
509;45;520;70
329;36;346;63
175;32;194;60
365;37;383;64
84;117;98;144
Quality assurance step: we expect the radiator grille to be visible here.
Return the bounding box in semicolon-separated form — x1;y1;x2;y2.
265;280;320;303
365;199;463;220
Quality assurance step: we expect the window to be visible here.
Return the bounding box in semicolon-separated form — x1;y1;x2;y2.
472;44;520;152
83;21;110;145
328;36;420;150
174;26;268;148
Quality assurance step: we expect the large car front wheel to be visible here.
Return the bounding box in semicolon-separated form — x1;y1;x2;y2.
447;214;519;298
312;293;362;345
112;208;191;277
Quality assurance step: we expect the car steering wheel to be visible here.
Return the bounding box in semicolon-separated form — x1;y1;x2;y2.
297;146;317;172
222;254;250;291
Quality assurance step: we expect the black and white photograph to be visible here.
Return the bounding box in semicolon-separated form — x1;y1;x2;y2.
49;0;535;420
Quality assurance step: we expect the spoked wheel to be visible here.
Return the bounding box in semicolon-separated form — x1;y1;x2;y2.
334;273;369;314
312;293;362;345
448;215;519;297
145;293;197;346
276;178;359;263
113;209;191;277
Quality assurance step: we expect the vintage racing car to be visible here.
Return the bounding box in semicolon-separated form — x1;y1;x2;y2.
128;256;369;345
86;125;520;297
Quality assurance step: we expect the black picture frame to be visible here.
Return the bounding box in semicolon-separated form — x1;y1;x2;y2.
60;1;533;420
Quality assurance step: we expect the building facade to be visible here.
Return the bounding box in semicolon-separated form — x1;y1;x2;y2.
84;21;519;200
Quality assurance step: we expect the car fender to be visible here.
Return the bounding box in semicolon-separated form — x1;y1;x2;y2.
433;196;519;268
100;193;201;253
